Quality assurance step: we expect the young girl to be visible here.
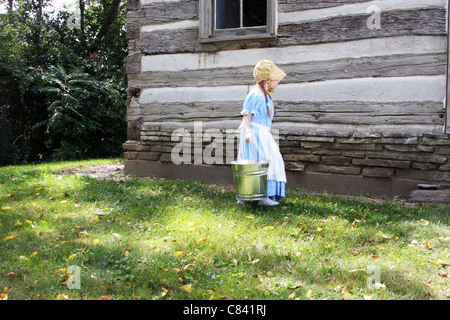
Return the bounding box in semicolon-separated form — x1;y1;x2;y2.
237;60;287;206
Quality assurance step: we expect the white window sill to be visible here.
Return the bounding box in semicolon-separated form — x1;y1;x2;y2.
199;33;276;43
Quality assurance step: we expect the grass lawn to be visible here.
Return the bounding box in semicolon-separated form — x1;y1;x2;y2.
0;159;449;300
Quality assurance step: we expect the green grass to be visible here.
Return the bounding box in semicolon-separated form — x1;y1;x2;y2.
0;159;449;300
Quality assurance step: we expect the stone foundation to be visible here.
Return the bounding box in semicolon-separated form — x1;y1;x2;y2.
123;127;450;199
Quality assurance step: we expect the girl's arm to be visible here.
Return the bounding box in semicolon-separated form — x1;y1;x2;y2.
242;114;254;143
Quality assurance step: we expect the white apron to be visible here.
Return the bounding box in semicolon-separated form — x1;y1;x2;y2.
237;122;287;183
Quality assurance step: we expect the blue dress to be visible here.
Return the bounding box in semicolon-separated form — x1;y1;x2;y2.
238;90;286;201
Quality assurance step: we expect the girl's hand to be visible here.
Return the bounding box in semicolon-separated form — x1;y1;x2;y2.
242;114;253;143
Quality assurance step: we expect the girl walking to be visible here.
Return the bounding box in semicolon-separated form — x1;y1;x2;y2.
237;60;287;206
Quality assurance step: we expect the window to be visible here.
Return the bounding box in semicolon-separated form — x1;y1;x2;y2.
199;0;276;42
215;0;266;29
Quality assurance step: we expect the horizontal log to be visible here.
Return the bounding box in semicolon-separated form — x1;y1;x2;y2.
274;114;444;125
130;53;446;88
138;36;445;72
138;76;446;104
142;0;186;6
279;0;446;23
277;9;446;46
137;101;444;123
275;101;444;114
131;8;446;54
142;120;242;131
281;53;446;84
138;28;198;55
142;111;444;126
140;102;242;120
135;86;447;129
127;0;198;25
279;0;372;12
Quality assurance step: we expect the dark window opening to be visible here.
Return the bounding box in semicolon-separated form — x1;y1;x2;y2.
216;0;240;29
243;0;266;27
216;0;267;30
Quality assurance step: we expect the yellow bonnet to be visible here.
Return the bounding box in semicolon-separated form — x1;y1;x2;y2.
253;60;286;82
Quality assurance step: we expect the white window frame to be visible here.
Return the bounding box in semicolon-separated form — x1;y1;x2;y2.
199;0;277;42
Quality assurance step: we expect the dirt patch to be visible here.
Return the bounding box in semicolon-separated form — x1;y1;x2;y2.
59;162;126;180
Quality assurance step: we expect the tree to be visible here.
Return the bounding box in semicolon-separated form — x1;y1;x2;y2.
0;0;127;163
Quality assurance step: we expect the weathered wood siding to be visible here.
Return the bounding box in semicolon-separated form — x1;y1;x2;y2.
124;0;450;197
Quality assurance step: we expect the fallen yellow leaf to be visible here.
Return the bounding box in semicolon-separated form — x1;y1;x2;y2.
68;254;77;261
174;251;184;258
1;206;12;210
378;231;390;239
92;239;100;245
245;216;254;220
181;285;192;293
264;226;275;230
5;236;14;240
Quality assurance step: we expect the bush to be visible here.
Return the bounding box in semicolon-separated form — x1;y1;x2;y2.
0;114;19;166
0;0;127;164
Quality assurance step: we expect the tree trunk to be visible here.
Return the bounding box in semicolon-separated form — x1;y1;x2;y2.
88;0;122;54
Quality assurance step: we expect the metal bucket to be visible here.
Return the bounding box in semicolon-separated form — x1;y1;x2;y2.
231;159;269;201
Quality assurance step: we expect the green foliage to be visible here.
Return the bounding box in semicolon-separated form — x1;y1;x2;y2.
37;64;125;160
0;0;127;164
0;114;19;165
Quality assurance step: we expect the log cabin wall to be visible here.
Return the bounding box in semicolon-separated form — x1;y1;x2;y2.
124;0;450;198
